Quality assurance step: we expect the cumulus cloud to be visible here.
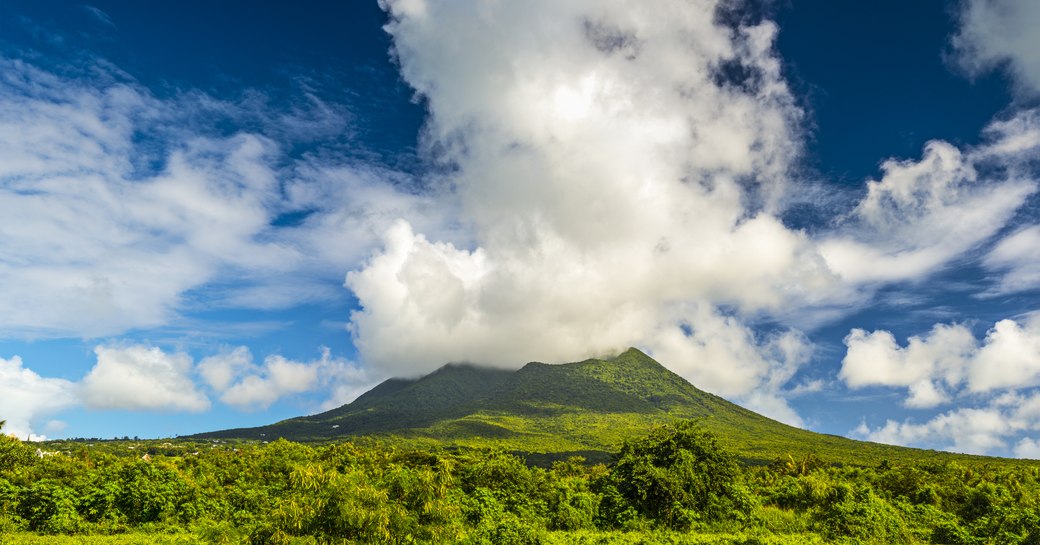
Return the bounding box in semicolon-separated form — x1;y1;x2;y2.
952;0;1040;97
646;306;813;426
345;0;837;426
3;343;371;438
843;315;1040;456
841;315;1040;408
855;407;1013;455
0;55;430;338
198;346;254;391
81;345;210;412
1014;437;1040;459
840;324;974;408
220;356;319;410
854;391;1040;456
0;356;77;440
204;346;373;411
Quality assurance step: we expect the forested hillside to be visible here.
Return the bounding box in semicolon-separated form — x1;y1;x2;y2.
194;348;1024;468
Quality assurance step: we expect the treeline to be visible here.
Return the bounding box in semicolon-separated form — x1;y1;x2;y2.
2;421;1040;544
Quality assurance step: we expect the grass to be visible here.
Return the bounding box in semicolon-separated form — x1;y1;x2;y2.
542;530;828;545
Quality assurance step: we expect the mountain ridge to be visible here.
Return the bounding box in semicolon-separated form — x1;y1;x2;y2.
191;348;1012;466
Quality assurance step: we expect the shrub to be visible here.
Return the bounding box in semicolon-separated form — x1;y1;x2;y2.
116;461;190;524
599;421;755;530
0;435;35;472
814;484;911;544
15;479;82;534
463;512;546;545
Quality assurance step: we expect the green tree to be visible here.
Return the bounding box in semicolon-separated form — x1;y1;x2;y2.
115;460;190;523
15;479;82;533
0;422;35;473
598;421;754;529
814;483;911;543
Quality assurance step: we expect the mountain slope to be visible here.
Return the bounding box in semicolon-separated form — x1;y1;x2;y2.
192;348;998;465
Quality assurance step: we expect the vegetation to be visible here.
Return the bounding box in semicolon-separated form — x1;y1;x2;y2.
3;422;1040;544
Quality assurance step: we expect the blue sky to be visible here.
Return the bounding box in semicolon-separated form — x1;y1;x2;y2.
1;0;1039;457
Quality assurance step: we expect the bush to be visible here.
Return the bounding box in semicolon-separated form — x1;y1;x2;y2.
464;512;546;545
599;421;755;530
116;461;190;524
814;484;911;544
16;479;82;533
0;435;35;472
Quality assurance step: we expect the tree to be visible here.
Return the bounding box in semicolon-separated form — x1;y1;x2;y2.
598;421;754;529
0;423;35;472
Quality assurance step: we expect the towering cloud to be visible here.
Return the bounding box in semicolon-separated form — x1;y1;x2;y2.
345;0;833;424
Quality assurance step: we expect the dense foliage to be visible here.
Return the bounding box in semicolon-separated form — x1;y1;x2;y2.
2;422;1040;544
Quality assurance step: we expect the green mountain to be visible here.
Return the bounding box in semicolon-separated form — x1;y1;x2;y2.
193;348;1008;466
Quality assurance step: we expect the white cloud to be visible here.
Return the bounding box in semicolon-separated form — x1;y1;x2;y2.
81;345;210;412
1013;437;1040;459
840;324;975;407
211;346;373;411
984;225;1040;294
81;5;116;30
647;306;813;426
0;356;77;440
1;343;372;439
969;317;1040;392
220;356;320;411
198;346;254;391
787;379;825;397
841;315;1040;408
841;315;1040;457
43;420;68;436
952;0;1040;97
855;407;1013;456
820;127;1037;283
0;55;430;339
854;390;1040;456
346;0;841;423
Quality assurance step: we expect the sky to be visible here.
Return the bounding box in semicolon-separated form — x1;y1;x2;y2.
0;0;1038;458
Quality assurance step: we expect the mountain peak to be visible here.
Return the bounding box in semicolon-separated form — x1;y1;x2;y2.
191;349;945;466
614;346;651;360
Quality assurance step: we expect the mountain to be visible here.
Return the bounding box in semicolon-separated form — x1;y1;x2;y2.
192;348;1000;465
